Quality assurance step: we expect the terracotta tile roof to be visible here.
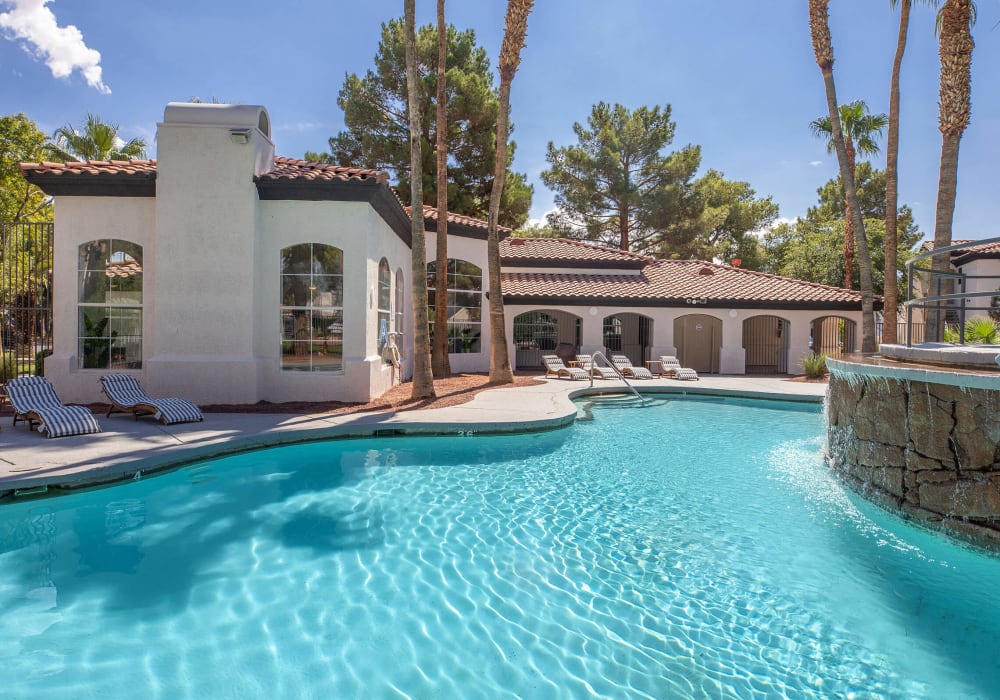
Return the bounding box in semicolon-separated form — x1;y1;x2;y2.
951;239;1000;264
405;204;509;234
256;156;388;184
500;238;650;267
19;159;157;178
918;239;975;253
502;259;868;308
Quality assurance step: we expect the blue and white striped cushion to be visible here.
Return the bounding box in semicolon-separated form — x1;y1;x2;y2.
145;398;204;424
101;375;203;424
6;377;102;438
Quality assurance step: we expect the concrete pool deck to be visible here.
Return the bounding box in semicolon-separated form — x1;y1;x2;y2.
0;375;827;496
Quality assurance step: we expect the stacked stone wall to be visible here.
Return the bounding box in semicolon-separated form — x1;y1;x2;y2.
827;373;1000;548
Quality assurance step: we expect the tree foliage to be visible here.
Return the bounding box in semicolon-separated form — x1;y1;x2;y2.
317;18;532;229
541;102;776;260
45;113;147;162
658;169;778;265
0;114;51;223
762;166;922;296
542;102;697;253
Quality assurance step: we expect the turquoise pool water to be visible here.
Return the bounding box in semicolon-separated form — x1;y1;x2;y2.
2;396;999;699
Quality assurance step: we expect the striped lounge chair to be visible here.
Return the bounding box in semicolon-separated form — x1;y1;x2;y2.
658;356;699;381
100;374;204;425
611;355;654;379
542;355;589;381
5;376;102;438
575;354;620;380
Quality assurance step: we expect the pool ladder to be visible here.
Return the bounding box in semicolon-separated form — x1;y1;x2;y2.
588;350;648;405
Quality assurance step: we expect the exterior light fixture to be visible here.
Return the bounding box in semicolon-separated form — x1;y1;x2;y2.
685;297;708;305
229;128;251;144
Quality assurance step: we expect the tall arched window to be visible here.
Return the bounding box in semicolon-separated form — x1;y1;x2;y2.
378;258;391;363
78;239;142;369
426;258;482;354
395;268;404;337
280;243;343;372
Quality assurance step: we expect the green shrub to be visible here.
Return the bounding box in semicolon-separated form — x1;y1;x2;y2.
0;351;14;382
802;352;828;379
34;349;52;377
964;316;999;345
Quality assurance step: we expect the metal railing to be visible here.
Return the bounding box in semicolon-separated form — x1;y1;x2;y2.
1;222;54;378
905;236;1000;346
588;350;647;404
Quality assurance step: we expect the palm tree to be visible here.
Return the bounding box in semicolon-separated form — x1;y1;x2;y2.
46;113;147;162
808;0;878;353
432;0;451;379
884;1;925;344
486;0;534;383
810;101;887;290
404;0;436;399
927;0;975;342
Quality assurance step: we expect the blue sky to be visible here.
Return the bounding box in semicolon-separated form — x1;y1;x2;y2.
2;0;997;241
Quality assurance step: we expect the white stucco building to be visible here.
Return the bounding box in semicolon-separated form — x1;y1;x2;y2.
21;103;870;405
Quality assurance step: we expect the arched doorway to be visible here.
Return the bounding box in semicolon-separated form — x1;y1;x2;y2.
674;314;721;373
603;313;653;365
742;315;791;374
513;309;582;369
811;316;856;356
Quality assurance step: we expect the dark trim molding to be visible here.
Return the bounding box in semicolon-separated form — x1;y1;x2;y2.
502;294;874;311
24;173;156;197
424;218;511;241
953;251;1000;265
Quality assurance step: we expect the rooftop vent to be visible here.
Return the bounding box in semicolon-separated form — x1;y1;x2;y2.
510;238;526;246
698;267;715;276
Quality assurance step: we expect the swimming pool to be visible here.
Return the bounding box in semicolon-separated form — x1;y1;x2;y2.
1;396;998;698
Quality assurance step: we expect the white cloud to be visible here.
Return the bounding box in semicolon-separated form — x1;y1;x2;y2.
524;207;559;228
750;216;798;239
274;121;338;133
0;0;109;94
809;160;823;167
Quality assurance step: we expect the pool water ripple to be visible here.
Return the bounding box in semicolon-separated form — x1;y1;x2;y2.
2;396;999;698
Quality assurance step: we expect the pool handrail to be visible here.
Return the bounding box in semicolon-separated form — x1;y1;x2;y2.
589;350;647;404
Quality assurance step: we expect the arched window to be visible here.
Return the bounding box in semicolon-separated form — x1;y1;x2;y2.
280;243;343;371
78;239;142;369
427;259;482;354
378;258;391;363
395;268;404;337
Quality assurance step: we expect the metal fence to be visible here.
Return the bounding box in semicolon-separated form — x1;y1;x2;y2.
905;236;1000;346
1;222;54;378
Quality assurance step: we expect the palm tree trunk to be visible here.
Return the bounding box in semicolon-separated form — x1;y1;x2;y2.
809;0;877;352
404;0;436;399
883;0;911;345
843;138;856;290
432;0;452;378
487;0;534;384
927;0;974;343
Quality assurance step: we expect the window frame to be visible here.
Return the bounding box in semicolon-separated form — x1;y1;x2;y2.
427;258;483;355
279;242;345;373
77;239;143;370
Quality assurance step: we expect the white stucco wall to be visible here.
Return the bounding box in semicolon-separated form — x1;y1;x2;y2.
959;259;1000;313
254;200;408;403
144;114;275;404
45;197;156;403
